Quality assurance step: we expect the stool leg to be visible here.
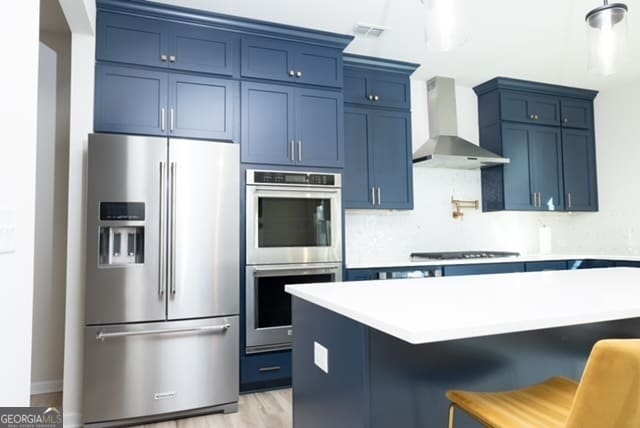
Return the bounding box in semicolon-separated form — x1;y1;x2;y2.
448;403;455;428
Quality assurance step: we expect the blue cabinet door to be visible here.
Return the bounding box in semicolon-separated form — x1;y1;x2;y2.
241;351;292;389
94;64;168;136
96;11;168;69
500;91;560;126
168;24;238;76
294;89;343;167
344;69;370;105
344;108;373;208
561;98;593;129
346;269;378;281
241;37;294;82
241;82;295;165
169;74;238;141
502;123;536;210
562;129;598;211
443;263;524;276
525;261;568;272
370;72;411;109
369;111;413;209
529;126;564;211
293;44;342;87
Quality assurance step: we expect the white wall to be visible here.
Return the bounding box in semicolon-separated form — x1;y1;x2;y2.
0;0;40;405
32;31;71;395
345;80;574;265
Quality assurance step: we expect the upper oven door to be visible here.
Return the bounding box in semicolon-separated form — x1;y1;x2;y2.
246;185;342;265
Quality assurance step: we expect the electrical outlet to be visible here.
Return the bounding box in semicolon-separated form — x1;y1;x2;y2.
314;341;329;374
0;210;16;254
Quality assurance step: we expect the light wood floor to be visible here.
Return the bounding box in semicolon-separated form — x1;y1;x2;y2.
30;389;292;428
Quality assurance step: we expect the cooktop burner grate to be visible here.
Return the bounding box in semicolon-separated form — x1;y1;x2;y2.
410;251;520;260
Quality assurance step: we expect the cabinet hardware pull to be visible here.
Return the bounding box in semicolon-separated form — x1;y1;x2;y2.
531;193;536;207
289;70;295;77
372;187;376;205
290;140;295;161
170;162;177;295
535;114;539;120
567;192;572;209
377;187;382;205
159;162;166;296
298;141;302;161
537;192;542;208
564;118;569;123
258;366;281;372
161;107;166;131
367;95;374;101
296;70;303;78
530;114;535;120
170;108;175;132
373;95;380;101
169;55;176;62
161;54;168;62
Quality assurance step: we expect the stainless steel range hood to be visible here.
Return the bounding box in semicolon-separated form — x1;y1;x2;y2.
413;76;509;169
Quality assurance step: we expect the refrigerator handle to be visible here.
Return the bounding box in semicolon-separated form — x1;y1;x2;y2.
159;162;167;296
170;162;177;295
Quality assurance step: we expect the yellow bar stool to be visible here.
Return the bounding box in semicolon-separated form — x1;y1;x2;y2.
446;339;640;428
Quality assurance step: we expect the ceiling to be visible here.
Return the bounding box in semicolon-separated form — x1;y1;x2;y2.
153;0;639;91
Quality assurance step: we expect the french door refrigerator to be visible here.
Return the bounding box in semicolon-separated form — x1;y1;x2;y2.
83;133;239;426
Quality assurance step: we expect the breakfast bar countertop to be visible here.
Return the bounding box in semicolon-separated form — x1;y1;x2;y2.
286;267;640;344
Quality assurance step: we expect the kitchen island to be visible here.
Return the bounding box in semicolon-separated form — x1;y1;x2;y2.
286;268;640;428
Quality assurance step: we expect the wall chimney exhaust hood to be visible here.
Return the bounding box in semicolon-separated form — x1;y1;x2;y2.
413;76;509;169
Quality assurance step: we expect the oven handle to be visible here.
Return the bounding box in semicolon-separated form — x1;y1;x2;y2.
252;188;340;194
249;263;343;277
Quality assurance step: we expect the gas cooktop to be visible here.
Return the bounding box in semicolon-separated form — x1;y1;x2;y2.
410;251;520;261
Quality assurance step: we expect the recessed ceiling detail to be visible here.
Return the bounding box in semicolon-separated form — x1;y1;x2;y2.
353;22;389;37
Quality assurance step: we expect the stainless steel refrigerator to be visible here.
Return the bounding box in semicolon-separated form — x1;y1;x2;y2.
83;133;239;426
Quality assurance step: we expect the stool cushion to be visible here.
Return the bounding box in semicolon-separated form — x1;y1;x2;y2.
447;376;578;428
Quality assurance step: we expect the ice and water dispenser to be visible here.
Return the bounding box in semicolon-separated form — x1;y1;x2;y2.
98;202;145;266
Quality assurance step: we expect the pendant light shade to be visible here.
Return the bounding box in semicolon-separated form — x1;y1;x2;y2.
585;1;629;75
423;0;466;52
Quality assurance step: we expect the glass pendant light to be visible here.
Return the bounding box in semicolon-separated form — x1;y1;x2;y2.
423;0;467;52
585;0;629;75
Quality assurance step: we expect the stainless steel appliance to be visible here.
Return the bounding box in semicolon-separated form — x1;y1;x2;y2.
411;251;520;261
245;169;342;265
245;262;342;354
83;134;240;426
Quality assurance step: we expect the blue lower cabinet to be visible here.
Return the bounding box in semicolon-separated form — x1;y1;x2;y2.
169;73;238;141
241;351;292;391
615;261;640;268
346;269;379;281
568;259;616;269
525;261;568;272
443;263;525;276
95;64;168;136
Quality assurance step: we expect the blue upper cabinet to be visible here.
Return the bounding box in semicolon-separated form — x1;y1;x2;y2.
474;77;598;212
96;11;238;76
241;37;343;87
241;82;342;167
95;63;238;141
344;108;373;207
561;98;594;129
95;64;168;136
344;67;411;109
169;74;238;140
168;24;238;76
562;129;598;211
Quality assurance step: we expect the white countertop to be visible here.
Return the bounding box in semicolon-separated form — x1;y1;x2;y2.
286;268;640;345
346;253;640;269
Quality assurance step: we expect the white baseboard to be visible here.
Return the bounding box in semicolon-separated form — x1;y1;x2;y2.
62;412;82;428
31;379;63;395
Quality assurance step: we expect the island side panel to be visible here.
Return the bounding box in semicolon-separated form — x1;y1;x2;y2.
292;297;371;428
368;318;640;428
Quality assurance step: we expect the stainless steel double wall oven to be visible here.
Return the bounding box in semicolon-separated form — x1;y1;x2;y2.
245;170;342;354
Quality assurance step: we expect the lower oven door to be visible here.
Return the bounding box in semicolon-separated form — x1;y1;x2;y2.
245;263;342;354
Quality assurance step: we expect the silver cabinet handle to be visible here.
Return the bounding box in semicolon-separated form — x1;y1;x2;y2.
377;187;382;205
170;108;175;132
159;162;167;296
161;54;168;62
367;95;374;101
296;70;303;78
371;187;376;205
373;95;380;101
537;192;542;208
96;323;231;341
258;366;281;372
298;141;302;161
531;192;536;207
169;55;176;62
567;192;572;209
289;70;295;77
170;162;177;295
290;140;295;161
161;107;166;131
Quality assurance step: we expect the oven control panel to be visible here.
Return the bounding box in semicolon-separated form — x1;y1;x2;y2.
248;170;340;187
